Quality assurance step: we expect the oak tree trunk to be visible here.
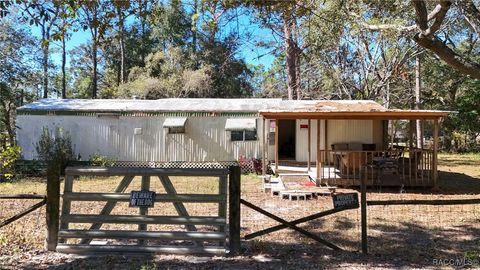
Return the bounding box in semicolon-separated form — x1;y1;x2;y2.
118;7;126;84
41;32;49;98
415;55;423;148
283;10;297;100
61;35;66;99
92;39;97;99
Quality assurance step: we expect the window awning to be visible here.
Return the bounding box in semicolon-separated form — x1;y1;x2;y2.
163;117;187;128
225;118;257;131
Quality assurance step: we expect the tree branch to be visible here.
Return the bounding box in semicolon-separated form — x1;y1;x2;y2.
423;1;452;36
413;0;429;30
361;23;417;33
414;34;480;79
455;0;480;34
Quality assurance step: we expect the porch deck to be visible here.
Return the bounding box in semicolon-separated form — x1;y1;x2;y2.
271;148;435;187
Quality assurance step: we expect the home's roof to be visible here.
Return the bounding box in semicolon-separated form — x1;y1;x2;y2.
17;98;284;113
260;100;449;120
17;98;449;119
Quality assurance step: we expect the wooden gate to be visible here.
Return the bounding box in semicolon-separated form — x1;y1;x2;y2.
55;166;240;255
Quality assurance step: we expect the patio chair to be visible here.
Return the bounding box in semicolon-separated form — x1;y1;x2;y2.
398;149;423;178
341;152;368;176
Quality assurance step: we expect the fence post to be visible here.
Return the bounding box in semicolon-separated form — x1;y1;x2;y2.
46;164;60;251
361;172;367;254
229;166;241;255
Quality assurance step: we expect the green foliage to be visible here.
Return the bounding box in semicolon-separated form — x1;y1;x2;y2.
35;127;76;174
0;144;21;181
88;153;116;167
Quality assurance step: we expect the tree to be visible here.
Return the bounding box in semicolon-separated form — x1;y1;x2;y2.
360;0;480;79
78;1;114;98
0;17;38;143
246;1;305;99
21;1;61;98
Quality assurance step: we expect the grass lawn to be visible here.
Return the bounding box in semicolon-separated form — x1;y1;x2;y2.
1;153;479;269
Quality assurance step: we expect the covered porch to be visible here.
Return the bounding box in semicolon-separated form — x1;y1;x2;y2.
259;101;449;188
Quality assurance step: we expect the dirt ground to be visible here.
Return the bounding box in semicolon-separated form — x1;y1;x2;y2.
1;153;479;269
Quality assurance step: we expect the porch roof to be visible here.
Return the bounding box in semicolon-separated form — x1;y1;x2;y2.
259;100;449;120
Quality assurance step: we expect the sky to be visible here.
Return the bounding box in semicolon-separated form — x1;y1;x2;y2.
29;7;277;71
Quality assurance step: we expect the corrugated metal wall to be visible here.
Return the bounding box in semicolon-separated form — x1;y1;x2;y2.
16;115;264;162
327;120;374;148
294;119;383;162
295;119;323;162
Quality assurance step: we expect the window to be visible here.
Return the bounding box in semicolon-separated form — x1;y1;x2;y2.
225;118;258;141
231;130;257;141
163;117;187;134
168;126;185;134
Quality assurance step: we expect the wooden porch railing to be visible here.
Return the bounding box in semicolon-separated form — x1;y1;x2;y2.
316;149;434;187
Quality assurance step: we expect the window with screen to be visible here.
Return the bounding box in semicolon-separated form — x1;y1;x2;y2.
168;126;185;134
231;130;257;141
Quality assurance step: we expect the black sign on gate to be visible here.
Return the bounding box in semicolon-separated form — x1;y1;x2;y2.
332;192;359;209
129;190;156;207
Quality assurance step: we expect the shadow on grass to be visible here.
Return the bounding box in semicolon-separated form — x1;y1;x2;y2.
439;171;480;194
18;219;480;269
345;170;480;195
16;207;480;270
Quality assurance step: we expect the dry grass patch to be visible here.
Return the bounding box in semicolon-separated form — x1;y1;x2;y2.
0;153;480;269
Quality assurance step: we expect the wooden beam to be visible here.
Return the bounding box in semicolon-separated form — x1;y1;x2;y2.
240;199;341;250
159;176;199;233
409;120;414;149
64;192;226;203
45;165;60;251
0;194;46;199
262;117;267;175
274;119;279;173
59;175;74;243
56;244;225;255
138;176;150;245
307;119;311;171
80;175;134;244
368;198;480;206
260;111;449;120
361;171;368;254
228;166;241;255
245;205;356;239
0;197;46;229
218;175;227;246
59;230;226;240
316;119;321;184
323;120;328;184
433;119;439;189
65;167;229;177
61;214;226;225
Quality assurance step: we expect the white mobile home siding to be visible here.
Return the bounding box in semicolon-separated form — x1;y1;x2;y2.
294;119;384;162
16;115;265;162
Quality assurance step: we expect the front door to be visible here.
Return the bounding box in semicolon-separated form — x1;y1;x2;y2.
278;120;296;160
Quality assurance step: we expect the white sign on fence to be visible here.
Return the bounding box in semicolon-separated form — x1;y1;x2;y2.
129;190;156;207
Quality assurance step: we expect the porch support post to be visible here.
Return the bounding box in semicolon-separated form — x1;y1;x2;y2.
307;119;311;171
433;118;439;189
409;120;414;150
316;119;321;186
262;117;267;175
324;120;328;150
275;119;279;173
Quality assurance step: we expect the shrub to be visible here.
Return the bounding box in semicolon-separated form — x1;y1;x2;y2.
0;144;21;181
35;127;76;175
89;153;116;167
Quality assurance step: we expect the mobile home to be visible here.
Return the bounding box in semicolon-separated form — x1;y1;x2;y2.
16;98;448;187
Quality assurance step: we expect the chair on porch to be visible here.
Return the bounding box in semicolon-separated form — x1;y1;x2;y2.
340;152;369;177
398;148;423;178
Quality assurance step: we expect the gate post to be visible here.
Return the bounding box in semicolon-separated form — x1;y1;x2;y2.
228;166;241;255
361;173;368;254
46;163;60;251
